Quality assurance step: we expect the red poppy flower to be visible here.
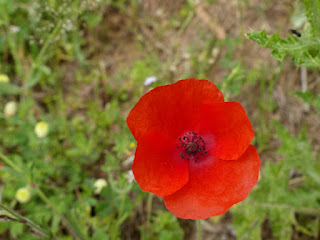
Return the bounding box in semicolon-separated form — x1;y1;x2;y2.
127;78;260;219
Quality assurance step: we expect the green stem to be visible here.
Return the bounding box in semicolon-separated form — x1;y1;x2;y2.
35;20;63;65
25;20;63;90
35;182;85;240
248;201;320;216
0;202;50;238
197;219;201;240
145;193;153;238
0;152;23;174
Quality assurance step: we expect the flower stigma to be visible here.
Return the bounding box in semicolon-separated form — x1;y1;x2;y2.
177;131;207;162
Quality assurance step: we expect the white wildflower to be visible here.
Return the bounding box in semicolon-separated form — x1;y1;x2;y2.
0;74;9;83
93;178;107;194
125;170;135;184
16;187;31;204
144;76;157;86
35;121;49;138
4;101;17;117
9;25;21;33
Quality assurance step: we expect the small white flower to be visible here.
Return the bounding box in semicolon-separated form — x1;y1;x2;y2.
35;121;49;138
9;25;21;33
93;178;107;194
0;74;9;83
16;187;31;204
125;170;135;184
144;76;157;86
4;101;17;117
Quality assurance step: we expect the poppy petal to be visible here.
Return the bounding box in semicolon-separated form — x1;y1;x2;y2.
198;102;254;160
132;132;189;197
127;79;224;141
164;145;260;219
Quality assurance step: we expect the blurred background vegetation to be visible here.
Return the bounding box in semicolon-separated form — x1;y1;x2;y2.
0;0;319;239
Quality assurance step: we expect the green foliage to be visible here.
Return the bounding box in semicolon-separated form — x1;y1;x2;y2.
0;0;149;238
221;62;261;99
232;122;320;240
246;0;320;68
0;0;319;239
0;82;21;95
303;0;320;37
148;211;184;240
244;6;320;238
246;30;320;67
294;91;320;113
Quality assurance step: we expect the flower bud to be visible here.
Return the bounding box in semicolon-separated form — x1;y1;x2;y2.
0;74;9;83
35;121;49;138
93;178;107;194
4;101;17;117
16;187;31;204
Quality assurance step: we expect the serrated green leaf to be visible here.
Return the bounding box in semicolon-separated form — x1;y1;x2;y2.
149;211;184;240
246;30;320;67
246;0;320;67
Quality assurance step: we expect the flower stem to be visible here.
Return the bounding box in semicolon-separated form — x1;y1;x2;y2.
197;219;202;240
0;152;22;174
25;19;63;90
0;202;50;238
145;193;153;238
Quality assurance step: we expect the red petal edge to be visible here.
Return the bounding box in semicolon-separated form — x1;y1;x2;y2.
132;132;189;197
164;145;260;219
127;79;224;141
198;102;254;160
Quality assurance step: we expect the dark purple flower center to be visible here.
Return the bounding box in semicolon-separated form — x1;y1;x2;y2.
177;131;207;162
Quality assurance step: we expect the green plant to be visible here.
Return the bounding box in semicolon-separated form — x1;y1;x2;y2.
235;0;320;238
246;0;320;68
232;122;320;240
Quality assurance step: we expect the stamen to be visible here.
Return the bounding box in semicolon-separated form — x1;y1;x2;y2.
177;131;207;162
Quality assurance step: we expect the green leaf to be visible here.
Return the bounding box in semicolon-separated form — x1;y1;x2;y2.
303;0;320;37
0;82;21;95
232;204;262;240
26;67;42;88
246;30;320;67
10;222;24;238
0;210;20;222
232;121;320;239
149;211;184;240
51;215;61;235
